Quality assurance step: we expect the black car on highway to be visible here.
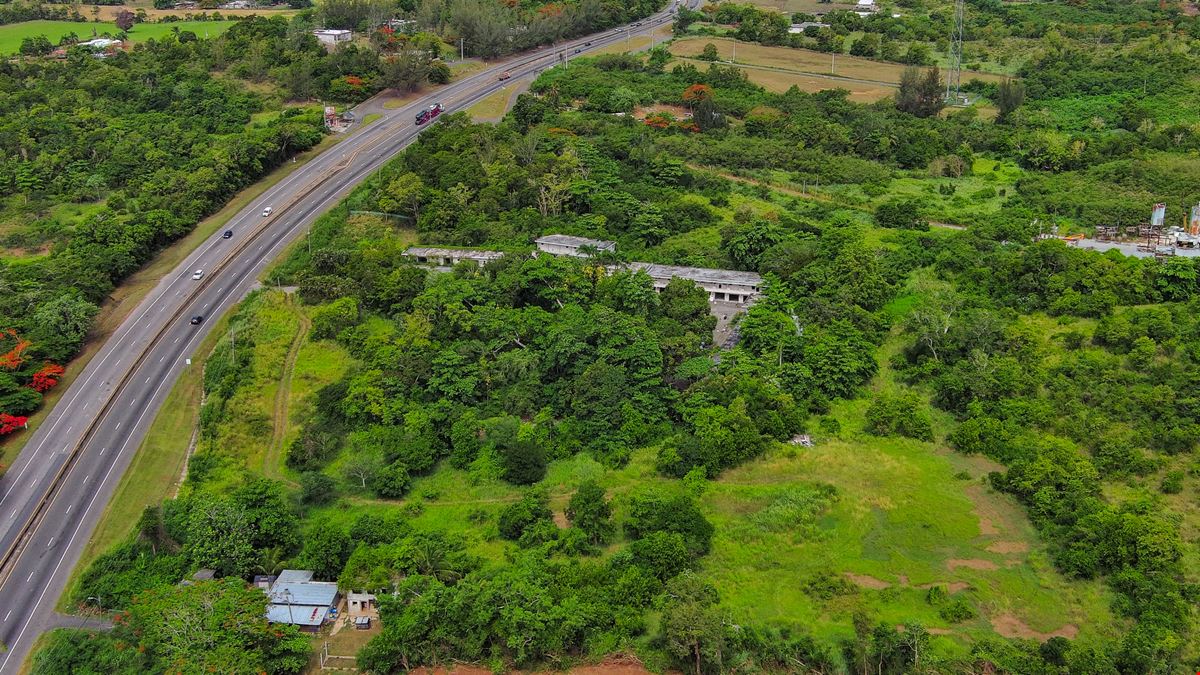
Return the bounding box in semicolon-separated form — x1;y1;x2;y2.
222;230;233;239
190;315;203;325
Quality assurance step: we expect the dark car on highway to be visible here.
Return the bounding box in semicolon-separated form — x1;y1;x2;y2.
190;315;203;325
222;230;233;239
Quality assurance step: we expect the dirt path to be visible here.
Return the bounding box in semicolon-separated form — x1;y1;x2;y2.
264;293;307;486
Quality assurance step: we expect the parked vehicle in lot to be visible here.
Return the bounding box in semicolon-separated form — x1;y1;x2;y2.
261;206;273;217
222;230;233;239
415;103;444;126
192;270;203;280
190;315;204;325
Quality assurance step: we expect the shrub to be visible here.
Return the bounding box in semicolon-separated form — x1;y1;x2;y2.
865;390;934;441
1161;470;1184;495
875;198;929;231
299;472;336;505
498;489;552;541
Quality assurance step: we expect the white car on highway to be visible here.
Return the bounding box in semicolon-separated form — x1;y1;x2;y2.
262;206;273;217
192;269;204;280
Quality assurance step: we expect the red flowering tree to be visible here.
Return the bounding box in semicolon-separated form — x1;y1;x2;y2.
0;329;30;370
644;113;673;129
0;413;28;435
29;363;65;393
682;84;713;108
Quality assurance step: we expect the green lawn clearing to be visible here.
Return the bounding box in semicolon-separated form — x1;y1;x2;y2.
0;19;237;55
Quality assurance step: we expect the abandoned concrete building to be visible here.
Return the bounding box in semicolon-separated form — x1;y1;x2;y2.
403;247;505;267
533;234;617;257
623;262;761;305
404;236;762;306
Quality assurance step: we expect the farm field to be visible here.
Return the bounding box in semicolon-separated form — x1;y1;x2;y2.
0;19;238;54
93;5;295;20
739;0;861;13
689;59;899;101
671;37;1010;86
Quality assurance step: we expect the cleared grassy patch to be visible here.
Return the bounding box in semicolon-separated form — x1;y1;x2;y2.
467;83;520;122
590;24;671;56
0;20;238;54
95;6;296;20
381;92;426;110
741;0;859;12
696;327;1118;654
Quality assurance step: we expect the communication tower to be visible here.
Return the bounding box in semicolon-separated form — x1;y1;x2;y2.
945;0;965;104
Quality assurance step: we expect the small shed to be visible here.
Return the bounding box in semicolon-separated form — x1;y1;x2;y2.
347;591;377;617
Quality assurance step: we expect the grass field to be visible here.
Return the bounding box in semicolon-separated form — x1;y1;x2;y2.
0;19;237;54
467;82;522;122
93;5;295;21
740;0;860;12
765;157;1022;225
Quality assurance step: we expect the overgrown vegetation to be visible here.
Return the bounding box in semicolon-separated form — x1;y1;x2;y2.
34;0;1200;671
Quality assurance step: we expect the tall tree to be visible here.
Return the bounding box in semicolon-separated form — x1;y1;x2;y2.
565;480;612;544
896;66;945;118
996;78;1026;122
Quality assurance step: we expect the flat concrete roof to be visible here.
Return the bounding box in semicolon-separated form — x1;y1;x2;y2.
405;246;505;260
535;234;616;250
625;262;762;287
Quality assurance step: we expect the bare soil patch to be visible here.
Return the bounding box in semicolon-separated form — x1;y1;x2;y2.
991;613;1079;640
633;103;691;120
947;558;999;571
977;516;999;536
963;483;1015;537
986;541;1029;555
844;572;890;589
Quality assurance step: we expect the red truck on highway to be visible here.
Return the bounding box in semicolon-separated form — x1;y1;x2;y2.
415;103;444;125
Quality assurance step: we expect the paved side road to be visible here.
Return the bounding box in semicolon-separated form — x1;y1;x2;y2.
0;9;685;671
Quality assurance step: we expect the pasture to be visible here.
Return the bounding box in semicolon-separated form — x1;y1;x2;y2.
0;19;237;54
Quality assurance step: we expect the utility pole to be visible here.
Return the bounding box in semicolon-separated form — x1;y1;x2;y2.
945;0;964;104
831;52;835;75
459;37;464;61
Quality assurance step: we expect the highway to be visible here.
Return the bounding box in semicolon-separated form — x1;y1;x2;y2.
0;8;682;671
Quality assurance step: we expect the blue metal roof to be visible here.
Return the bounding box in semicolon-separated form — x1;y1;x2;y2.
266;603;330;627
267;581;338;607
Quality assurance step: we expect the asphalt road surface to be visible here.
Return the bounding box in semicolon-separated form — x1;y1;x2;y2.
0;7;687;671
